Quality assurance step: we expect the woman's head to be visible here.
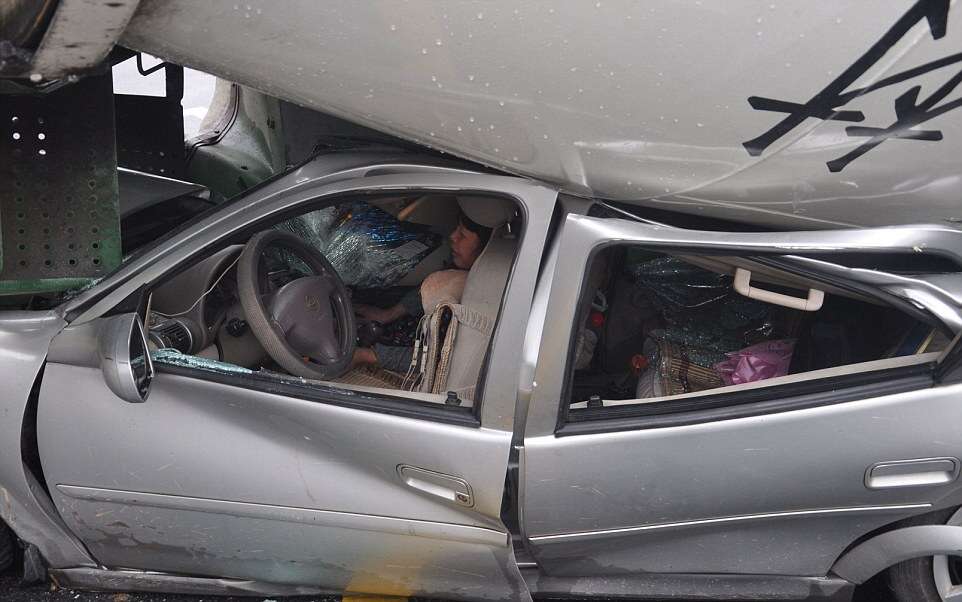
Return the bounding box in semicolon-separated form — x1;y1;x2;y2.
449;212;492;270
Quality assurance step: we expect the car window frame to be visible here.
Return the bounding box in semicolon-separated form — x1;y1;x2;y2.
142;191;512;426
522;213;962;439
555;242;943;433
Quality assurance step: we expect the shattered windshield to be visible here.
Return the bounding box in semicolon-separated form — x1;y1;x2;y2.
277;201;441;289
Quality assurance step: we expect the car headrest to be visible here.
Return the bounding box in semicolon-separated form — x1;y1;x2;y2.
457;195;517;228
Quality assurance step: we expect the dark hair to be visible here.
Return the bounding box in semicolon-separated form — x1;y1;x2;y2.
458;211;493;246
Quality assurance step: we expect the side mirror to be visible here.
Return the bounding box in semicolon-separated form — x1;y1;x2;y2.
99;313;153;403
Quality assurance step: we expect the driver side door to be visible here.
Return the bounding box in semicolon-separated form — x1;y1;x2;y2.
35;171;556;600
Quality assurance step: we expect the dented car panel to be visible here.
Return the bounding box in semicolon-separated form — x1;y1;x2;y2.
0;311;95;569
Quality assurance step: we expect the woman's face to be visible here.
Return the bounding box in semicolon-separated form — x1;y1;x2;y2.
449;221;484;269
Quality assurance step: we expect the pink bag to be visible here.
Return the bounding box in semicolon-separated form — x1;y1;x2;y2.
715;340;795;386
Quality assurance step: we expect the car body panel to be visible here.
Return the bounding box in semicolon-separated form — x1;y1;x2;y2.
118;0;962;229
0;311;96;569
38;365;526;599
522;384;962;576
519;212;962;577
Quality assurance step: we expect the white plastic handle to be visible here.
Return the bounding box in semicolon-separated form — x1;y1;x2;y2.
733;268;824;311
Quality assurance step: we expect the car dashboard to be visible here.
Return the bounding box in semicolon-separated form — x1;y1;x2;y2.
147;245;268;366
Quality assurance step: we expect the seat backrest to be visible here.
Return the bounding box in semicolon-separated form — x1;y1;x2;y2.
437;227;517;400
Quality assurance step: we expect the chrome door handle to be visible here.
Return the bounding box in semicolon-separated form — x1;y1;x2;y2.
397;464;474;507
865;457;960;489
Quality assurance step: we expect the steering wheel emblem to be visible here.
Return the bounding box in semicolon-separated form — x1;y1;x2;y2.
305;294;320;312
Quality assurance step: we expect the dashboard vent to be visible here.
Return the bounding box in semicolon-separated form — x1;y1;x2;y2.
148;319;193;354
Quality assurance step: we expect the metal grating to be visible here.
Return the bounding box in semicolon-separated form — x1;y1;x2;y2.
0;72;122;294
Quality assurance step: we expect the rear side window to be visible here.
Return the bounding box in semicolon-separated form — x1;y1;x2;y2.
564;245;945;418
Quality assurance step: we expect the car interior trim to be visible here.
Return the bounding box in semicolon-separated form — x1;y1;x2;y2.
527;502;933;544
56;484;508;548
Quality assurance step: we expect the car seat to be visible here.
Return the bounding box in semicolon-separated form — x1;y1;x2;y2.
415;196;517;402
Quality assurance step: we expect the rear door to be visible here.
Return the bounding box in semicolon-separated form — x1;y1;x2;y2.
520;213;962;579
36;169;556;600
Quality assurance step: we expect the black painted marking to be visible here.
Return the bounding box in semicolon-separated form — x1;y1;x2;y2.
743;0;957;172
829;72;962;172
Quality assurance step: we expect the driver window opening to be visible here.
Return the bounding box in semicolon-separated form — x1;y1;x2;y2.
144;193;521;412
566;244;948;417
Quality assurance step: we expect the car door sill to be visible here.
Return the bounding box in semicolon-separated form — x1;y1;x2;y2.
51;566;853;601
50;567;331;598
56;484;508;547
521;569;854;601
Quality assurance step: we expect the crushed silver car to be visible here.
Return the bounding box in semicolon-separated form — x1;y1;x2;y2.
3;2;962;602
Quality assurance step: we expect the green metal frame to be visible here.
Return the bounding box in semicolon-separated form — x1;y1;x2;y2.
0;71;122;295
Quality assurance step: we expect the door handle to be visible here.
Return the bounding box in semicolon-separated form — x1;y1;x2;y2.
397;464;474;507
865;457;960;489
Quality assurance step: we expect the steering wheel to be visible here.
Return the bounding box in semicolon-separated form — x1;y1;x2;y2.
237;230;355;380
